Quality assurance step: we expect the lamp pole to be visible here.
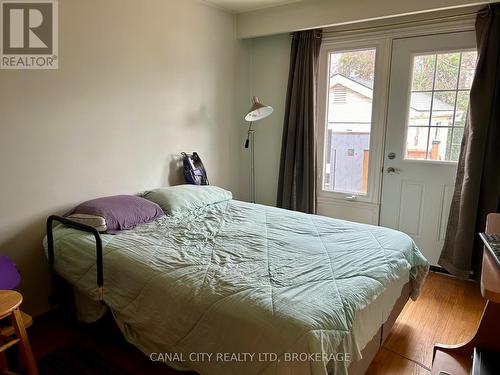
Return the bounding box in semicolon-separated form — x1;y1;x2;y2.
245;124;256;203
244;97;273;204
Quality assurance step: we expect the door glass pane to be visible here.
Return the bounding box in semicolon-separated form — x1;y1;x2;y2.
322;48;376;195
406;127;428;160
409;92;431;126
431;91;456;127
458;51;477;89
411;55;436;91
426;127;449;161
448;127;465;161
434;53;460;90
454;91;470;127
405;50;477;161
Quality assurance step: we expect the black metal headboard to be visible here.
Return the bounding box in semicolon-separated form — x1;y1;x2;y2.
46;215;104;301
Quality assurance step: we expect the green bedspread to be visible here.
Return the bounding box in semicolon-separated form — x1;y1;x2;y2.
44;200;428;375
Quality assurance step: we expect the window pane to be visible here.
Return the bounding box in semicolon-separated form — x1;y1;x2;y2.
431;91;456;126
409;92;431;126
435;53;460;90
448;127;464;161
426;127;450;161
454;91;470;127
406;127;429;160
405;50;476;161
323;48;376;195
458;51;477;89
411;55;436;91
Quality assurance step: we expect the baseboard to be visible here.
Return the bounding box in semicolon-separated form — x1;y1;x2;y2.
429;265;451;275
429;265;479;283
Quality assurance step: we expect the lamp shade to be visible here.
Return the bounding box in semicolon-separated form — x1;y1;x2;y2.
245;96;273;122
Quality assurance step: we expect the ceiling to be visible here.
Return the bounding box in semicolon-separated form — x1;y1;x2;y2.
203;0;302;13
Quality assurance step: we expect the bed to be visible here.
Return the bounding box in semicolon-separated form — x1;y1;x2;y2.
44;198;428;375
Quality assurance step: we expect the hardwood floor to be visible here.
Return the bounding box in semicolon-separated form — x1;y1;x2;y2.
22;271;484;374
366;271;485;374
367;348;429;375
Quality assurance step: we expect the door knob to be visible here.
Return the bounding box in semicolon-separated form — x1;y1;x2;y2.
386;167;400;175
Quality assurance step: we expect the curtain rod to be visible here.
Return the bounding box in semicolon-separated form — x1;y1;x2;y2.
303;8;488;36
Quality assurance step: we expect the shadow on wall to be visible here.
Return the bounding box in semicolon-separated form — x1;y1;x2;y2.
167;154;185;186
2;216;53;316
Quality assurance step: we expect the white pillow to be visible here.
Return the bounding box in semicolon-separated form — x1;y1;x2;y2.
66;213;107;232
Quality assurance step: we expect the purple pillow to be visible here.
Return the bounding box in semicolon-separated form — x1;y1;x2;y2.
66;195;164;234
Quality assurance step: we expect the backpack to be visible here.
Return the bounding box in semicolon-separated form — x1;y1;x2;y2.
181;152;209;185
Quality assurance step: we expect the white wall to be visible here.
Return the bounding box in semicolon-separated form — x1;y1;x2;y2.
239;34;291;206
0;0;241;315
237;0;491;38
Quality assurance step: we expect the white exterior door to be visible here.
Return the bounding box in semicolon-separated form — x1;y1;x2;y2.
380;32;477;265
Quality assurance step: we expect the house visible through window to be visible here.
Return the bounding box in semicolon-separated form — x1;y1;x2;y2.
322;48;376;195
333;86;347;103
405;51;477;161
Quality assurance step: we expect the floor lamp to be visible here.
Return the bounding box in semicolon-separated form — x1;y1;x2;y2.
244;96;274;203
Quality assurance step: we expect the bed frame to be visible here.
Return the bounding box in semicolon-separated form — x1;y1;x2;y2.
46;214;410;374
46;215;104;301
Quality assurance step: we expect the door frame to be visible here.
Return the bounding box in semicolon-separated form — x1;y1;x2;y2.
316;15;476;225
317;38;391;206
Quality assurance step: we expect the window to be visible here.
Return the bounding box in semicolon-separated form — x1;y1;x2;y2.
405;50;477;161
322;48;376;195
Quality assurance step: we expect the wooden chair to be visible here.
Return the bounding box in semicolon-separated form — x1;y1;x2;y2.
0;290;38;375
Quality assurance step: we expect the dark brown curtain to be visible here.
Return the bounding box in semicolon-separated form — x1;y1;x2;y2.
439;4;500;278
277;29;322;213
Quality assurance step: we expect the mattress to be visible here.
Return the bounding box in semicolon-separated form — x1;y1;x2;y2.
44;199;428;375
349;268;408;360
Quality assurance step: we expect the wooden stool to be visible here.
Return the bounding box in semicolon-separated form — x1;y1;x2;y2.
0;291;38;375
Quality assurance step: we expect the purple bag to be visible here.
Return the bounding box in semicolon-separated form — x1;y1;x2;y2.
181;152;209;185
